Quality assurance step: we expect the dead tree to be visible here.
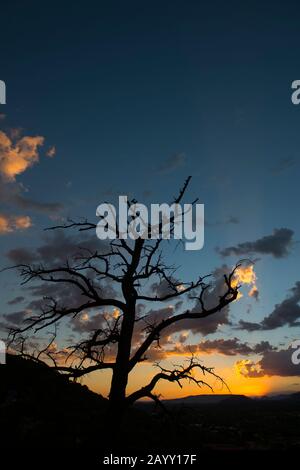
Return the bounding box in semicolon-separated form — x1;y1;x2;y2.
7;177;240;420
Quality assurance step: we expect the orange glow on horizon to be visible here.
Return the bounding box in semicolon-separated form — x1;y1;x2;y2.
83;356;289;400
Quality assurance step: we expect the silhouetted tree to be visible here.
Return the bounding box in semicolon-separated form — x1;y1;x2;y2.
7;178;240;421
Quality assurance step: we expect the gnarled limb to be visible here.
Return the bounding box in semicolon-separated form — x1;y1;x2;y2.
126;356;228;405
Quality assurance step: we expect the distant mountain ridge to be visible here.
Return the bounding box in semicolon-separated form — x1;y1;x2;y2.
162;394;251;406
160;392;300;406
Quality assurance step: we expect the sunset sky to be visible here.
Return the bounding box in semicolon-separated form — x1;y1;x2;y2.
1;0;300;399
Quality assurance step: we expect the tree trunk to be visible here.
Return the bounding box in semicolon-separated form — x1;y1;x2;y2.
107;239;143;426
107;302;136;422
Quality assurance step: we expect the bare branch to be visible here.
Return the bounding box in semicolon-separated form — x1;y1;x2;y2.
129;267;239;370
126;356;228;404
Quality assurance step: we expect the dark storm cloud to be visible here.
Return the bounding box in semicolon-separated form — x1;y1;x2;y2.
238;282;300;332
237;346;300;378
158;153;186;174
218;228;294;258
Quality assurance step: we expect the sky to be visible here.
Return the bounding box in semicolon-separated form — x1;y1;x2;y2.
1;0;300;398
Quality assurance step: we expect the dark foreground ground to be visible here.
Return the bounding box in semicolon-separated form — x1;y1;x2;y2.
1;355;300;461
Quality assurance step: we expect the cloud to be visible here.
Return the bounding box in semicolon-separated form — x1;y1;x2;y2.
146;263;258;339
6;247;38;264
167;338;275;358
6;230;106;265
46;146;56;158
137;335;276;363
2;231;114;330
236;346;300;378
0;213;32;234
26;281;90;314
237;320;262;332
197;338;274;356
231;263;259;301
7;296;24;306
235;359;264;378
153;265;235;337
226;216;240;225
271;157;296;174
151;279;179;298
0;129;63;217
206;216;240;227
0;130;44;181
1;288;113;338
41;341;70;363
71;311;105;333
218;228;294;258
130;306;176;355
0;177;63;216
129;293;233;362
238;281;300;331
12;194;63;215
158;153;186;174
142;306;175;325
4;230;114;323
2;310;30;327
249;285;259;300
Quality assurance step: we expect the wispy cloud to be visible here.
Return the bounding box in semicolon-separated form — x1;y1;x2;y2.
158;153;186;174
206;215;240;227
271;156;297;174
46;145;56;158
12;194;63;215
